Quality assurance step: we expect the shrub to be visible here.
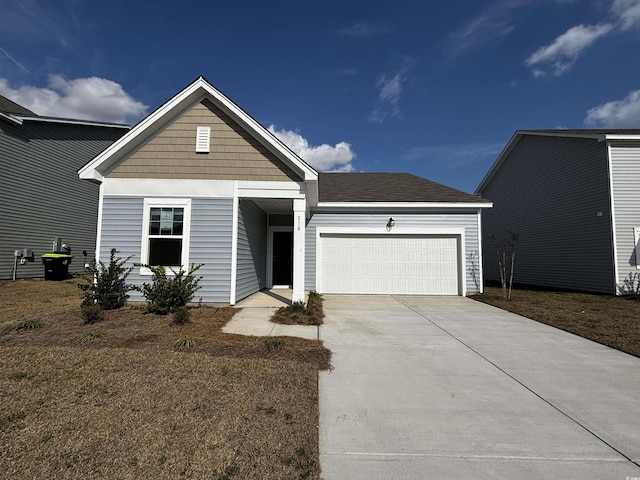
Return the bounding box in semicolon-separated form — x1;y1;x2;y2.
81;304;103;324
79;331;103;343
135;264;203;315
11;320;41;331
621;272;640;298
79;248;133;310
173;306;190;325
174;337;197;350
265;337;287;351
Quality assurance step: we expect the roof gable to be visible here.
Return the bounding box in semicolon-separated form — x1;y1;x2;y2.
107;98;301;181
319;172;488;204
78;76;318;183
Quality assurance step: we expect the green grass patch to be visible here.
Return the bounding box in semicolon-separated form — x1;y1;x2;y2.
173;337;197;350
11;319;42;331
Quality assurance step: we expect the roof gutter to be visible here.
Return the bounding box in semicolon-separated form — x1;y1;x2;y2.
316;201;493;210
0;112;22;125
14;115;130;129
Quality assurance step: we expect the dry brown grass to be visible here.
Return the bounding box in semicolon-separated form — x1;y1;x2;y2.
474;286;640;358
0;278;330;479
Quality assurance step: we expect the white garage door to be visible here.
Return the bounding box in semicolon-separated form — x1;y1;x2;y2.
318;234;460;295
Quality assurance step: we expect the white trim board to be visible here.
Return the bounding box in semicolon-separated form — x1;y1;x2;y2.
139;198;192;276
267;226;294;289
102;178;305;199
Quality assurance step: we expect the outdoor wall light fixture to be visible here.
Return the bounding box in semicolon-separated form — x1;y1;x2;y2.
386;217;395;230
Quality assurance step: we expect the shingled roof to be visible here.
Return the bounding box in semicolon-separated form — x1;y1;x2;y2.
0;95;35;115
318;172;486;203
527;128;640;135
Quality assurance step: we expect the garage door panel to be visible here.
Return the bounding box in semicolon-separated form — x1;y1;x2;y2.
319;234;460;295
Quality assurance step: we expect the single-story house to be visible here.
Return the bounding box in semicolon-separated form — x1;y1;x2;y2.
476;129;640;294
79;76;492;304
0;95;129;279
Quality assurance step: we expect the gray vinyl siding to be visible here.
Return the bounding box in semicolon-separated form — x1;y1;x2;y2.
479;135;614;293
236;200;267;301
304;211;481;293
0;120;125;279
100;196;233;303
609;142;640;291
190;198;233;303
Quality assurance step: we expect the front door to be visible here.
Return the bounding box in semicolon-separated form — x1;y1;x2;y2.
272;231;293;286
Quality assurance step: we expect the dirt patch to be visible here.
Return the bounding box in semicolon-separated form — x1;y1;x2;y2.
0;278;330;479
473;286;640;358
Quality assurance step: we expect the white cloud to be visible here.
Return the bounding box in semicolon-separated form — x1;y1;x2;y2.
267;125;356;172
368;69;408;124
525;23;613;76
612;0;640;30
0;75;148;123
584;89;640;127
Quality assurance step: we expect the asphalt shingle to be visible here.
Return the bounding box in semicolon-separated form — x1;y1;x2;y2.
318;172;486;203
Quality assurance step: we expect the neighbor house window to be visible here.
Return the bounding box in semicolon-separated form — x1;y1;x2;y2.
140;198;191;274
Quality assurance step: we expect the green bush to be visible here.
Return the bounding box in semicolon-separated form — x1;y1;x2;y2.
135;264;203;315
81;304;103;324
173;306;190;325
79;248;133;310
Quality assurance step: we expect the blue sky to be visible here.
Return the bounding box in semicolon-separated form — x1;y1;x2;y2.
2;0;640;193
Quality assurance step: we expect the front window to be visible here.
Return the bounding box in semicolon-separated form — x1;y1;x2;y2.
141;199;191;274
148;207;183;266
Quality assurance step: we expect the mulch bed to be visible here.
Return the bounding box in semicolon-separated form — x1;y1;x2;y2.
473;286;640;358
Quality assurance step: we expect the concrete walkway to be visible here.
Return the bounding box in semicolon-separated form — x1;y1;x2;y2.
223;289;318;340
319;295;640;479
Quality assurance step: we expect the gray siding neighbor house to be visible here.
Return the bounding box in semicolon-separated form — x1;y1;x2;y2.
79;77;492;305
476;129;640;294
0;95;129;279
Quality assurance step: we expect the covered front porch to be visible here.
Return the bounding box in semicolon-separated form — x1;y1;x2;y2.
231;187;308;305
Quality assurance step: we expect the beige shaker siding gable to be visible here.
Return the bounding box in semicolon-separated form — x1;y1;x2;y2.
106;99;302;181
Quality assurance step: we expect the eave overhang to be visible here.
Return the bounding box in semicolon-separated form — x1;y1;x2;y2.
315;201;492;211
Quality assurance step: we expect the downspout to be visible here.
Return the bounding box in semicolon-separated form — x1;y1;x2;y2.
606;142;620;295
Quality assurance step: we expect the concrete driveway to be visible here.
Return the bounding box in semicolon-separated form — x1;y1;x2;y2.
319;295;640;479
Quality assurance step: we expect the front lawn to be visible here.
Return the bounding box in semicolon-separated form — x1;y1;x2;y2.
0;278;329;479
473;286;640;358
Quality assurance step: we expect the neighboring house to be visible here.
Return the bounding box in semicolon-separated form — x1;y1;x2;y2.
79;76;491;304
0;95;129;279
476;129;640;295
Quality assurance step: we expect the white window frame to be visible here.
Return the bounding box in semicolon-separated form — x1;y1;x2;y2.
140;198;191;275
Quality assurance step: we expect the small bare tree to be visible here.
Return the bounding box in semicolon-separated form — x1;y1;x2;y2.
491;231;520;299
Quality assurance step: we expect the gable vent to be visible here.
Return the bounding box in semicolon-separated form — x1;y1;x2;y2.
195;126;211;153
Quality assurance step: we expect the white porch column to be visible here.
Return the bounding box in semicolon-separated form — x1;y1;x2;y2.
292;198;306;303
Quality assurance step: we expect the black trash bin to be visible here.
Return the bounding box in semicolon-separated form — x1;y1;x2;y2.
41;253;74;280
